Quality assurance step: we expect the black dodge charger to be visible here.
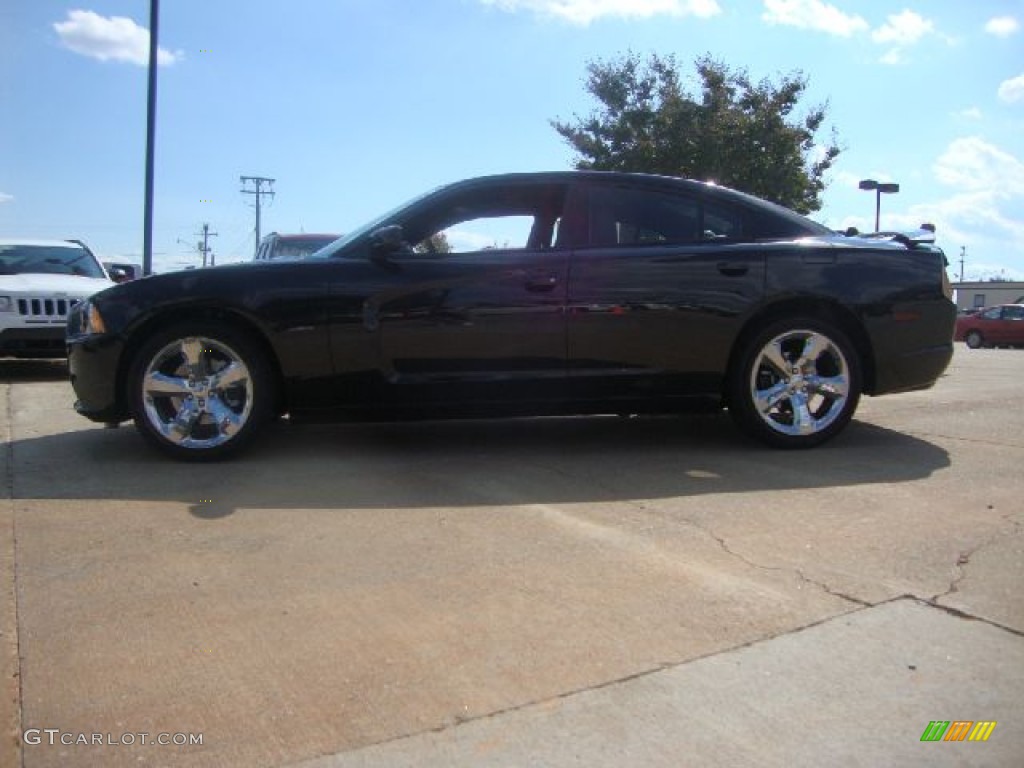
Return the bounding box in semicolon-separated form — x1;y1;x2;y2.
67;172;956;460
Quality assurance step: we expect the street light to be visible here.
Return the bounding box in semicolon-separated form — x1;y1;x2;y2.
858;179;900;232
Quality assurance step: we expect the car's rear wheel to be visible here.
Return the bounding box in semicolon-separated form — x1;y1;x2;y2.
728;318;862;449
128;323;274;461
964;330;984;349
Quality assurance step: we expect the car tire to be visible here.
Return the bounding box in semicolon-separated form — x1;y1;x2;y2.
728;318;862;449
964;330;984;349
128;323;275;461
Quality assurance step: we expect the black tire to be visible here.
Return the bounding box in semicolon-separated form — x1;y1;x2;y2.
964;330;984;349
128;323;275;461
728;318;862;449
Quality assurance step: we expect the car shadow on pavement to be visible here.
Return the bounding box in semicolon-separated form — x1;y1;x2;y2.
0;359;68;382
4;412;950;518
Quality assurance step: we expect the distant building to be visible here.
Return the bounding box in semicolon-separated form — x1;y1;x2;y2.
952;281;1024;312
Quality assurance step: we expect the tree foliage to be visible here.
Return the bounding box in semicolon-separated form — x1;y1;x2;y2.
552;53;841;214
413;231;454;254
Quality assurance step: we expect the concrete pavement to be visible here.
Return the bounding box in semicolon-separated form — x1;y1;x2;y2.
1;347;1021;767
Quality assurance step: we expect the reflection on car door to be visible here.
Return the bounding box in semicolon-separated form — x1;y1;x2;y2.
567;182;765;404
374;182;574;408
374;248;568;406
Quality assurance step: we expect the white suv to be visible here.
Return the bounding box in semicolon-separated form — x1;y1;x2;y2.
0;239;115;358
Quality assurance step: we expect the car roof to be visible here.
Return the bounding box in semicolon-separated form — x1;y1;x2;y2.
262;233;340;241
438;171;830;234
0;238;86;248
445;170;714;192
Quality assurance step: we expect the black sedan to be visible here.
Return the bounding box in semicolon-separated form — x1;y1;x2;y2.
67;172;956;460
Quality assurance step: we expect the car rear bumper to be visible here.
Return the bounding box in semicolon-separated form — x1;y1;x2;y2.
867;299;956;395
873;342;954;394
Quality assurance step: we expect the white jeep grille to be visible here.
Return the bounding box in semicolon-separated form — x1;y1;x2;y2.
16;297;80;323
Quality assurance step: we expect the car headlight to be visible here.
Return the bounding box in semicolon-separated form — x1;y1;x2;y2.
69;300;108;336
0;296;12;312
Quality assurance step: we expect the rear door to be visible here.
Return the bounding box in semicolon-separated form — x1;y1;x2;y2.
566;181;765;403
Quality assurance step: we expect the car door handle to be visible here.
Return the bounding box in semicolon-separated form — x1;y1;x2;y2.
525;274;559;292
717;262;749;277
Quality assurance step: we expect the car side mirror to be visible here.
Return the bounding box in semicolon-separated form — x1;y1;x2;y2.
107;266;131;283
369;225;406;257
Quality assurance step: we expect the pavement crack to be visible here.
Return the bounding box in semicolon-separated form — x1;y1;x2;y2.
909;597;1024;639
683;515;873;609
929;512;1015;604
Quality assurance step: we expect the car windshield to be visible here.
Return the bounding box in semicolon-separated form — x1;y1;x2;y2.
0;244;108;278
308;185;445;259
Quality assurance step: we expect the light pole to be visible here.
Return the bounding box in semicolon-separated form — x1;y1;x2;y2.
142;0;160;276
858;179;900;232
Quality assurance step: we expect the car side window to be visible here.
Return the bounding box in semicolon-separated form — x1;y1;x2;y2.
417;215;537;253
982;307;1002;320
587;186;699;248
702;202;747;241
406;183;568;256
1004;306;1024;321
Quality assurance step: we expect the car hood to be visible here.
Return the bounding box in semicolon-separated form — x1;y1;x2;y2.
0;273;116;294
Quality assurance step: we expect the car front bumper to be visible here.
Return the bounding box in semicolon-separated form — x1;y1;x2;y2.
1;327;69;358
67;334;129;423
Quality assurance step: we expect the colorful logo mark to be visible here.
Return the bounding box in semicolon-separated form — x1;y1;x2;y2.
920;721;997;742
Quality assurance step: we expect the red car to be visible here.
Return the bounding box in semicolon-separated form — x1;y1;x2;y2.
955;304;1024;348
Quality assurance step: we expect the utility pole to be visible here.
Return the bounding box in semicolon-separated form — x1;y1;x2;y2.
960;246;966;282
196;223;218;267
240;175;275;258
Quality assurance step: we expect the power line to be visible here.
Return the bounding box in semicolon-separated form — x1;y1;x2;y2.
240;176;275;258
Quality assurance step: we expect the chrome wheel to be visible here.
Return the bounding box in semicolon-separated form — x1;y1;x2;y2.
129;324;274;460
141;336;253;449
964;330;983;349
749;329;851;437
729;318;861;448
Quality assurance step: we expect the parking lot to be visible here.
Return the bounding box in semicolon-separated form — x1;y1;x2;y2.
1;345;1022;767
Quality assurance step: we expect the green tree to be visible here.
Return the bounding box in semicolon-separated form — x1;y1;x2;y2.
413;231;454;254
552;53;841;214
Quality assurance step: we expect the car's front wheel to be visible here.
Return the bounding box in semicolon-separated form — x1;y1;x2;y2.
128;323;274;461
964;330;984;349
728;318;862;449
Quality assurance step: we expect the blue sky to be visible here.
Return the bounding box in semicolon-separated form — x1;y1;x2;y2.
2;0;1022;278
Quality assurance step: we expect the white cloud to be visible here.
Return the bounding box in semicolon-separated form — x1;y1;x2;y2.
0;193;12;204
934;137;1024;196
871;10;933;44
985;16;1019;38
952;107;983;121
835;140;1024;277
878;48;903;66
918;138;1024;273
481;0;721;25
998;73;1024;104
871;10;939;65
54;9;182;67
761;0;868;37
